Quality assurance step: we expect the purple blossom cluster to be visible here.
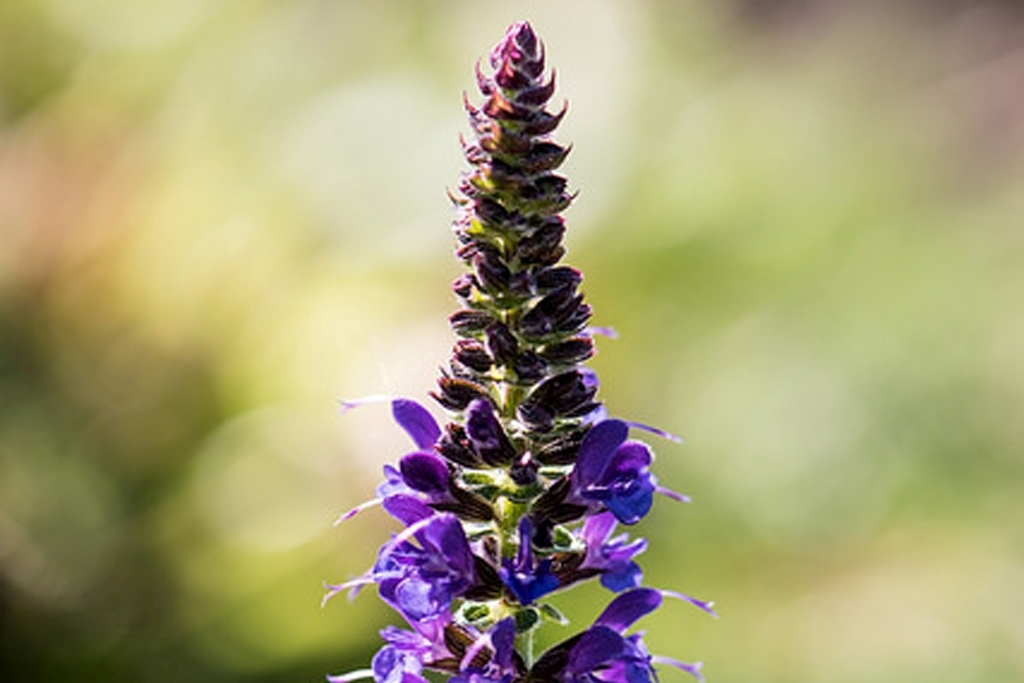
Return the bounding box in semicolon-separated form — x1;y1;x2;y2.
327;21;714;683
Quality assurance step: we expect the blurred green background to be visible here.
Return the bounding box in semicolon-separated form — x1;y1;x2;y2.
2;0;1023;681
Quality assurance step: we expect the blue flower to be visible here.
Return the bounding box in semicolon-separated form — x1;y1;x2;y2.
499;517;561;605
569;420;654;525
579;512;647;592
372;505;477;623
531;589;705;683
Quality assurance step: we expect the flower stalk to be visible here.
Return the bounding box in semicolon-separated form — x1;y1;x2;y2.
328;20;714;683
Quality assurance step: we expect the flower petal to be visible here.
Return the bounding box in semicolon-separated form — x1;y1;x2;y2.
603;441;652;477
382;494;434;526
567;626;625;675
566;625;625;675
490;617;516;670
392;399;441;450
399;453;450;494
594;588;662;633
599;560;643;592
602;482;654;526
573;420;628;488
581;511;617;548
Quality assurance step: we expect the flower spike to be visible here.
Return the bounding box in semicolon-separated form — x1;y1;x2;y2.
327;20;713;683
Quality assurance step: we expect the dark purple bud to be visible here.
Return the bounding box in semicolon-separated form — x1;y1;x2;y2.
481;130;526;155
535;265;582;293
485;322;519;365
474;252;512;293
509;453;538;486
482;535;500;565
515;219;566;266
514;73;556;107
448;359;478;381
508;270;533;298
531;476;571;520
494;59;531;91
483;92;532;121
450;309;496;336
510;21;539;58
457;174;480;199
464;555;504;600
465;398;516;466
532;519;555;549
513;350;547;383
519;309;553;340
534;429;586;465
555;302;592;336
549;551;601;590
436;423;483;467
539;283;580;318
391;399;441;450
433;376;491;411
521;103;567;136
523;142;570;173
399;452;450;495
475;197;510;226
432;485;495;522
519;370;597;423
539;337;594;365
451;274;475;299
516;399;556;432
532;174;568;198
453;339;492;372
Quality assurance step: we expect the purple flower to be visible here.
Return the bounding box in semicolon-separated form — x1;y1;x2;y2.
569;421;656;525
379;611;454;669
450;617;518;683
531;589;705;683
580;512;647;592
372;510;477;623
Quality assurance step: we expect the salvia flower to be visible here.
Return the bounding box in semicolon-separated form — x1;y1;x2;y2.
327;20;714;683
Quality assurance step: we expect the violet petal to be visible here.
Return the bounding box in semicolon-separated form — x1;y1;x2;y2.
594;588;662;633
382;494;434;525
392;399;441;450
399;452;450;495
567;626;625;674
573;420;628;488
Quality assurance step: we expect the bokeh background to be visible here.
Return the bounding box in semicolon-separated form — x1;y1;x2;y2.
3;0;1024;681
